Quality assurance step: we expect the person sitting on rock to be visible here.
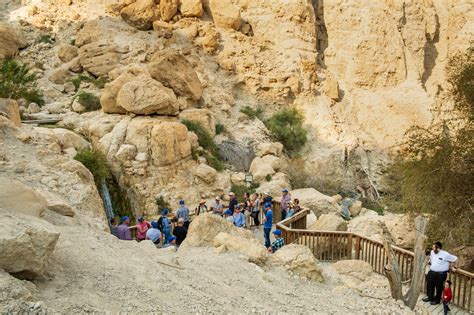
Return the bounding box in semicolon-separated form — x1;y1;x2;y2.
228;192;238;214
223;209;234;224
136;216;150;242
146;221;162;246
211;196;223;215
173;217;188;247
268;229;284;253
195;199;208;216
110;218;119;238
162;236;177;249
117;216;133;241
161;209;172;245
233;205;246;228
177;199;190;229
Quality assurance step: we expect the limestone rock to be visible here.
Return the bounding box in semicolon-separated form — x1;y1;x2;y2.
0;98;21;127
160;0;179;22
48;68;71;85
256;172;291;197
116;74;179;115
208;0;241;30
78;41;121;77
115;144;137;162
120;0;160;30
256;142;284;157
349;200;362;217
148;50;203;101
0;179;48;217
214;232;268;265
179;108;215;134
180;0;203;17
333;260;373;282
180;212;256;249
57;43;78;63
383;213;415;249
0;269;35;305
261;154;283;172
50;128;89;151
269;244;324;282
0;210;60;279
100;71;133;114
309;213;347;231
290;188;340;216
348;213;384;242
324;75;339;100
0;22;27;60
149;121;192;166
194;163;217;183
249;156;275;182
47;200;76;217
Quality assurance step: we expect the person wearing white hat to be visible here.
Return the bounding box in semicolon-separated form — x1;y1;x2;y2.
228;192;238;215
212;196;223;215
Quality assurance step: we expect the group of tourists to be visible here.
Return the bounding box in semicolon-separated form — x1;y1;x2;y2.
110;189;296;253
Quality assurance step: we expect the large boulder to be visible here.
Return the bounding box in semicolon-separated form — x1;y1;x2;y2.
48;68;71;85
116;74;179;115
0;179;48;217
148;50;203;101
194;163;217;184
256;142;284;157
249;156;275;182
0;22;27;60
333;260;373;285
180;212;255;249
309;213;347;231
0;210;60;280
179;108;215;134
214;232;268;265
100;71;134;114
290;188;340;216
256;172;291;197
78;41;121;77
160;0;179;22
269;244;324;282
150;121;192;166
120;0;160;30
57;43;78;63
0;98;21;127
208;0;241;30
383;213;415;249
50;128;89;151
179;0;203;17
347;211;384;242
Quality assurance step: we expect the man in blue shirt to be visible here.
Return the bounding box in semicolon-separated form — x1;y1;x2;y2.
233;205;246;228
177;199;190;229
262;202;273;248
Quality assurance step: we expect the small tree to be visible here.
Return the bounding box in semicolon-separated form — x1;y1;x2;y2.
265;108;308;154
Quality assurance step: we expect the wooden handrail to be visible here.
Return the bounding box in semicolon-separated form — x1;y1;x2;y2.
276;209;473;311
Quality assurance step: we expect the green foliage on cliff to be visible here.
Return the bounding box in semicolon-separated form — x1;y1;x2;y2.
74;148;110;185
265;108;308;154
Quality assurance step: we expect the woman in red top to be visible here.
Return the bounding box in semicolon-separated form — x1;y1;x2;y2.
136;216;150;242
442;280;452;315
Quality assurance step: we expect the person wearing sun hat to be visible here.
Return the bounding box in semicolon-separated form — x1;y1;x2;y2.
212;196;223;215
268;229;284;253
195;198;208;216
280;188;291;220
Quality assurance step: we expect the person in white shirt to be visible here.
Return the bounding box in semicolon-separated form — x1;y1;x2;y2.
422;241;458;305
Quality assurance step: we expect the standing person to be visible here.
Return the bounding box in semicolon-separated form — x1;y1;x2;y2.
195;199;208;216
422;242;458;305
262;203;273;248
173;218;188;246
136;216;150;242
177;199;190;229
146;221;162;246
442;280;453;315
263;192;273;204
293;198;301;213
228;192;238;214
251;192;261;227
280;189;291;221
285;202;295;219
233;205;246;228
110;218;119;238
211;196;224;215
268;230;285;253
161;209;172;246
117;216;133;240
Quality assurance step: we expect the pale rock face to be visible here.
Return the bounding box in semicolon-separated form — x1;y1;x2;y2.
256;142;283;157
160;0;179;22
179;108;216;134
0;210;60;280
261;154;283;172
78;41;122;77
0;98;21;127
49;128;89;151
208;0;242;30
214;232;268;265
249;156;275;182
349;200;362;217
348;214;384;242
57;43;78;63
333;260;373;283
0;179;48;218
48;68;71;85
120;0;160;30
180;0;204;17
115;144;137;162
269;244;324;282
309;213;347;231
0;22;27;60
383;213;415;249
290;188;340;217
148;50;203;101
100;71;134;114
150;121;192;166
116;74;179;115
194;163;217;184
256;172;291;196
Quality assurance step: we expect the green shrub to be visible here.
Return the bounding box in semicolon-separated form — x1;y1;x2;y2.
70;74;108;91
265;108;307;154
0;58;45;106
74;148;110;184
265;174;272;182
215;123;225;135
37;34;54;44
240;106;264;120
230;183;260;199
181;119;217;154
155;196;171;212
205;152;224;171
70;76;82;91
77;91;101;111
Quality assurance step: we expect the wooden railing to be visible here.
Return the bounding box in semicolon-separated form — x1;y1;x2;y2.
276;209;474;312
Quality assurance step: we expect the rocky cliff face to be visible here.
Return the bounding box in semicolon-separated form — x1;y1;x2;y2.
1;0;472;213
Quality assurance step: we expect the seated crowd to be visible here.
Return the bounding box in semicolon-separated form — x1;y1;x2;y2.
110;189;299;253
